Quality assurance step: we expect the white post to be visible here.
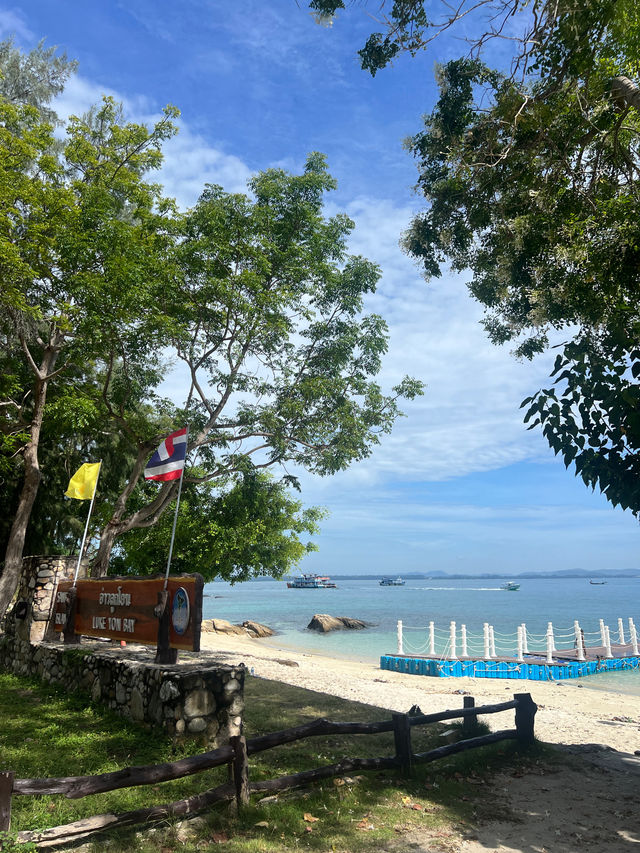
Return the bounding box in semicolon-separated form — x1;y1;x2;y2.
618;617;626;645
599;618;607;647
483;623;490;660
397;620;404;656
521;622;529;654
489;625;496;658
428;621;435;656
604;625;613;659
631;622;639;656
516;625;524;662
545;623;556;663
449;621;457;660
629;617;635;638
574;620;585;662
546;629;554;664
460;624;468;657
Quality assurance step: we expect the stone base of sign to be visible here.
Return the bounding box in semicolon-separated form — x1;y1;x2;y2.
0;628;244;747
9;555;87;644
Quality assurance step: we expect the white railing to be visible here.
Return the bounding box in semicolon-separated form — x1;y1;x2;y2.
398;616;640;663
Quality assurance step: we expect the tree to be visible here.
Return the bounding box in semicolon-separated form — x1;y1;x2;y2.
0;92;179;616
522;329;640;514
0;37;77;123
401;2;640;510
91;153;423;574
111;471;327;582
310;0;640;513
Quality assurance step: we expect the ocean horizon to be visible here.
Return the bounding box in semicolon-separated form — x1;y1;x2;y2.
203;576;640;697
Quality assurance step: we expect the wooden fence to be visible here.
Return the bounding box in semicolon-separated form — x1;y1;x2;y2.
2;692;536;848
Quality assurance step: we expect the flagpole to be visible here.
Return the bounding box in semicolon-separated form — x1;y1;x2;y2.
73;461;102;586
164;427;188;589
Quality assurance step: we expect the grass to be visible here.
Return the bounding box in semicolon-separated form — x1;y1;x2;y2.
0;670;552;852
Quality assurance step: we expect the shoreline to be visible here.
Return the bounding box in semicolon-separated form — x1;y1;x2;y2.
199;630;640;754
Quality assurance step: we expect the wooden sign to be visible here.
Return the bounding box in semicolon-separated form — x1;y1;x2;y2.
53;575;204;651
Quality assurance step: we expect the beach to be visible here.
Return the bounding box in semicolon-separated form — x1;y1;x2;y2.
200;630;640;850
199;630;640;754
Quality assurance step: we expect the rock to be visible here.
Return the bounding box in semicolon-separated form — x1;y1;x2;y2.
241;620;274;638
307;614;368;633
205;618;246;635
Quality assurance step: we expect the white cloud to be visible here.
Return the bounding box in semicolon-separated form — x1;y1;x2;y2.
158;129;252;209
52;74;252;210
0;8;33;42
302;195;557;487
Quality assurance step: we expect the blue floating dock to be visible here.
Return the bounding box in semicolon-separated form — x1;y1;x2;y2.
380;653;640;681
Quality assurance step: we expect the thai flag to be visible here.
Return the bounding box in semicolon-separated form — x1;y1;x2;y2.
144;428;188;482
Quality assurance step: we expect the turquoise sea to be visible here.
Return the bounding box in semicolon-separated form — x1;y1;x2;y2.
202;576;640;697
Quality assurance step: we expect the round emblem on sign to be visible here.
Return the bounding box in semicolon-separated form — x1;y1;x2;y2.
171;587;190;635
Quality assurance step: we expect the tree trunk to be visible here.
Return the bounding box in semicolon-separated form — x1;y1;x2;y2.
611;76;640;111
0;338;61;618
91;522;122;578
91;446;177;577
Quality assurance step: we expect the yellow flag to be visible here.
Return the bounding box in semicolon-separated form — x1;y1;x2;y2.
65;462;101;500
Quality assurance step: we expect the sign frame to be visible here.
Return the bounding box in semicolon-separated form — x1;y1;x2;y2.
53;574;204;652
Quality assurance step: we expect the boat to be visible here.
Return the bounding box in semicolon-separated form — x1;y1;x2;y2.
287;573;337;589
379;576;405;586
500;581;520;591
589;579;607;585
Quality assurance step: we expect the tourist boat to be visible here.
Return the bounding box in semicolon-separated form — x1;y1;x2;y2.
500;581;520;591
286;573;337;588
379;576;405;586
589;579;607;585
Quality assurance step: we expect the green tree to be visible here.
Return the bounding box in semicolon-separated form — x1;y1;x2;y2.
400;1;640;510
522;329;640;514
0;92;179;616
111;471;327;582
0;36;77;123
312;0;640;513
92;154;423;574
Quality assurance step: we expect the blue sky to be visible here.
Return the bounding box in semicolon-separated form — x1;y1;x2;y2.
5;1;639;574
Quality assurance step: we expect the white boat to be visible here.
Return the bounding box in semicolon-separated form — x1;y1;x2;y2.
500;581;520;591
287;573;337;588
379;576;405;586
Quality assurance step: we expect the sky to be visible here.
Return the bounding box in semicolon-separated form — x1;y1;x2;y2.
4;1;639;575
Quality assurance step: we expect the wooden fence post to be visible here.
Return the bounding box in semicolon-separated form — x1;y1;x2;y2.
514;693;537;746
392;713;412;777
462;696;477;735
0;771;14;832
230;735;250;808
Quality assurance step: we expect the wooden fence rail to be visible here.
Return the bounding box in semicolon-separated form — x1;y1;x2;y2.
3;692;536;848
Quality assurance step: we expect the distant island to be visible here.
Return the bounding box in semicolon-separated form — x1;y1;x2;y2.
252;568;640;582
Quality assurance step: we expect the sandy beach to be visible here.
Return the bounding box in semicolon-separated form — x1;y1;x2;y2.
199;630;640;754
199;631;640;850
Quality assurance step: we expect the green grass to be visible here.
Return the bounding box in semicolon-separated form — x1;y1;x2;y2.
0;670;551;852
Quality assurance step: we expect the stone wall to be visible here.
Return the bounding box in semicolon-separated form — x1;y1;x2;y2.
0;555;245;747
14;555;86;643
0;630;244;746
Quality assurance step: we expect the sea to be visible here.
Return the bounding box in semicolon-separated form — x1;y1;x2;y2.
202;576;640;697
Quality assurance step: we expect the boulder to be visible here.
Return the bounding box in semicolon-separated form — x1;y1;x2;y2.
241;620;274;638
203;619;245;635
307;614;368;633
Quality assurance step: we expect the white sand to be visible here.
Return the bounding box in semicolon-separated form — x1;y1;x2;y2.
199;630;640;753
